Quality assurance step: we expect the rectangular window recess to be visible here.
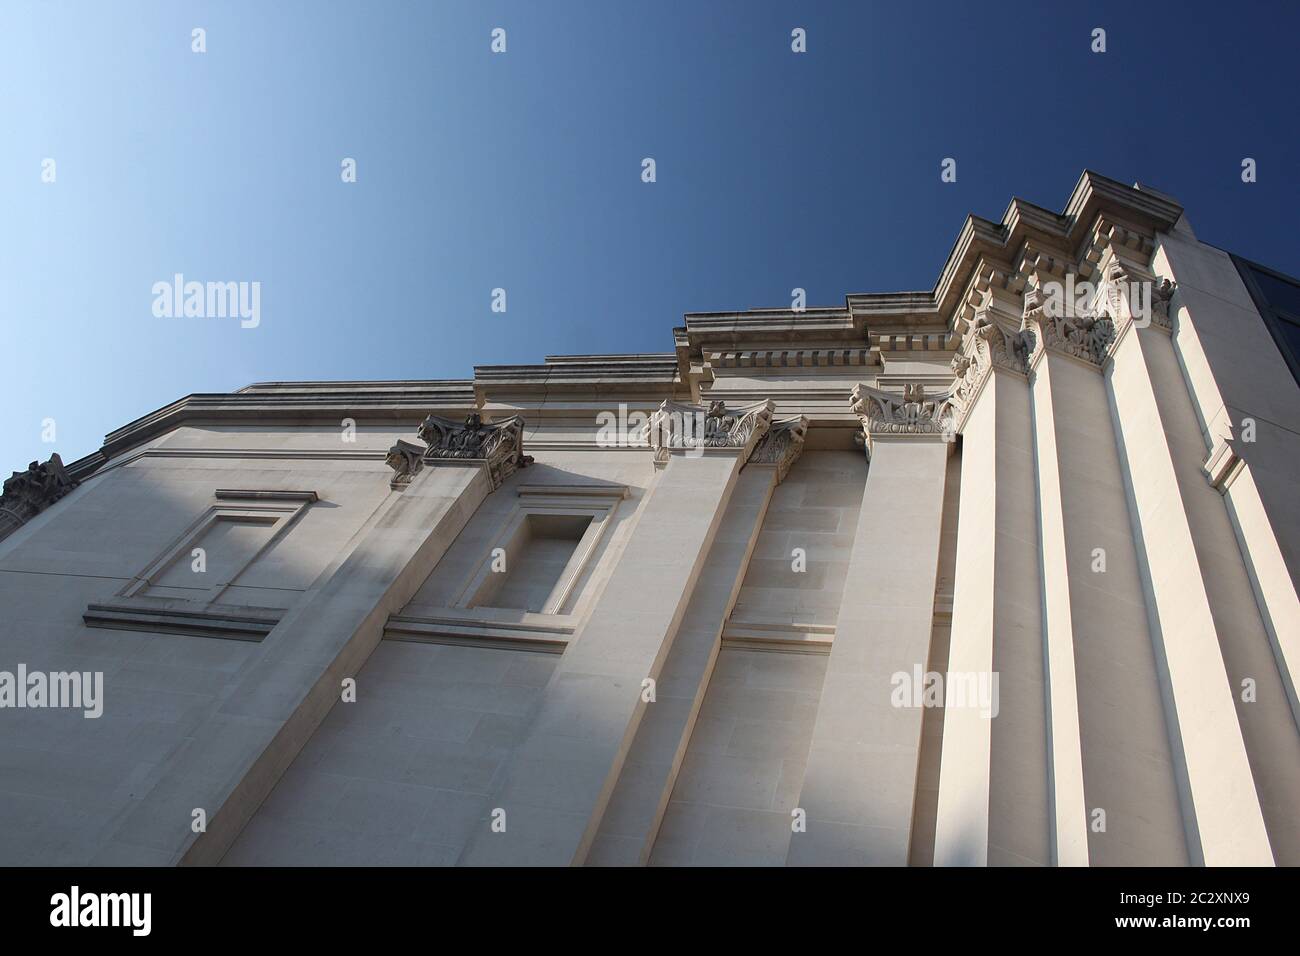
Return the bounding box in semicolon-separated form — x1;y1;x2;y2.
85;488;318;638
453;485;627;617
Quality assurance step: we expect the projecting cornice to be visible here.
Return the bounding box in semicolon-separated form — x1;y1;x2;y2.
679;171;1181;369
64;381;478;482
64;171;1181;481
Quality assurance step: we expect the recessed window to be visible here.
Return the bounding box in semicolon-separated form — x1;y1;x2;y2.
471;513;594;613
452;484;629;619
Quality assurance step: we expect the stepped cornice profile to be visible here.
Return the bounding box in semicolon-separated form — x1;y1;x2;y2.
53;171;1183;484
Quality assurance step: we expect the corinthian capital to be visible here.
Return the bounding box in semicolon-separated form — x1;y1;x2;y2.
646;399;774;464
850;383;954;457
0;453;78;542
415;412;533;491
1100;257;1177;337
948;303;1037;423
1020;273;1114;368
747;415;809;482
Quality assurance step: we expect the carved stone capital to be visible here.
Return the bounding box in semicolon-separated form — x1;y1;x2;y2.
415;412;533;491
1020;273;1114;368
0;453;78;542
646;399;774;464
747;415;809;482
1099;256;1177;340
384;439;425;489
850;383;954;458
948;301;1037;424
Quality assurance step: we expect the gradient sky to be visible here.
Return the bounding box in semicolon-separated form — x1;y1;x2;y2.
2;0;1297;471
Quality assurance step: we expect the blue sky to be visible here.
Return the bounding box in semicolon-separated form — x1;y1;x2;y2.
2;0;1297;471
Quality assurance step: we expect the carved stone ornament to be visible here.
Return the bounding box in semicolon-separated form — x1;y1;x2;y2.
0;453;78;542
384;438;425;488
646;399;774;463
1021;273;1115;367
850;383;954;458
1152;277;1176;331
852;383;953;434
414;412;534;491
747;415;809;482
948;305;1037;420
1101;259;1177;336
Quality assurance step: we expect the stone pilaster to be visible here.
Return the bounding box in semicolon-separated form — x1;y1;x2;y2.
1100;242;1280;865
787;385;951;865
459;399;774;866
587;415;807;865
1020;268;1188;865
933;288;1052;867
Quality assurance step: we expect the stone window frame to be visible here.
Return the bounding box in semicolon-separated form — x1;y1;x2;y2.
119;489;318;605
452;484;628;619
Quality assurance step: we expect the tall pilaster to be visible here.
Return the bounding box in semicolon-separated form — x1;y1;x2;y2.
787;384;951;865
1100;237;1281;865
933;282;1052;866
1020;265;1187;866
458;400;774;866
587;417;808;865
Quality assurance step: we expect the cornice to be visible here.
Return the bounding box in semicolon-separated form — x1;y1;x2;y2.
53;171;1183;486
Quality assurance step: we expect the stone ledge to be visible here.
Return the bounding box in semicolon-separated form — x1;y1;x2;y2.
83;600;284;641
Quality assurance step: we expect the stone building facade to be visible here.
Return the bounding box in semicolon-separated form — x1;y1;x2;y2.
1;171;1297;866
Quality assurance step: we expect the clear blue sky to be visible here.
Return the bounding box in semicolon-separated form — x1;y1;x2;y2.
2;0;1297;471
